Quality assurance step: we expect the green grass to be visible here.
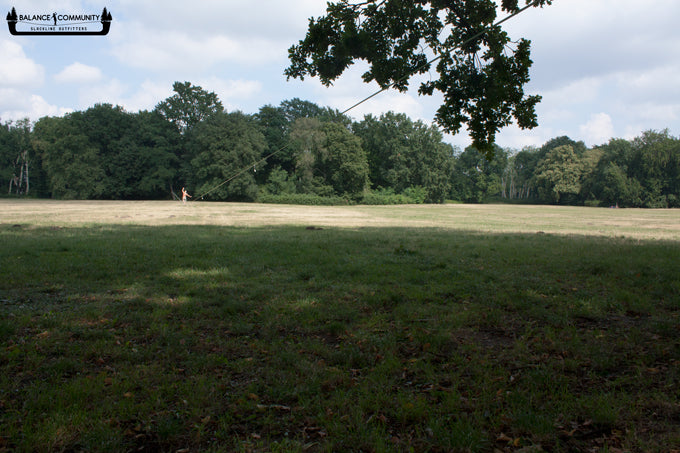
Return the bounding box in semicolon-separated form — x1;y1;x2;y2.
1;218;679;452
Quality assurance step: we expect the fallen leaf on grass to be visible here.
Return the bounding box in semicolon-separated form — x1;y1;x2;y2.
496;433;521;446
497;433;513;443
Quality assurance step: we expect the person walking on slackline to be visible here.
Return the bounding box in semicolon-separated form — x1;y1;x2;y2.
181;187;191;203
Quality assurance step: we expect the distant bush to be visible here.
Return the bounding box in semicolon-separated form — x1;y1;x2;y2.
258;193;350;206
260;188;434;206
583;199;602;208
403;186;427;204
361;187;427;205
361;188;411;205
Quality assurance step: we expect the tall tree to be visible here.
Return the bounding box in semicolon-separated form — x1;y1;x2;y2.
289;119;369;198
286;0;551;157
33;116;107;199
540;136;587;158
188;111;266;201
354;112;454;202
628;130;680;208
317;122;369;198
33;106;180;200
255;104;296;182
155;81;224;134
289;117;329;195
599;162;642;207
1;119;33;196
580;138;634;206
354;112;413;191
73;104;134;197
501;146;540;200
533;145;584;204
452;145;508;202
279;98;326;124
576;147;604;203
104;110;180;199
0;121;11;192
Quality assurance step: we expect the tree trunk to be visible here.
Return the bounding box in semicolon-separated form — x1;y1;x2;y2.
17;160;24;195
24;158;29;194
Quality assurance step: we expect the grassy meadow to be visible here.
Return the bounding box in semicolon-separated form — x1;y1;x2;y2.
1;200;679;452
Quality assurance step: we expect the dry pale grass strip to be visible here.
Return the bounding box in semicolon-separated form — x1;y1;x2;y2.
1;199;679;240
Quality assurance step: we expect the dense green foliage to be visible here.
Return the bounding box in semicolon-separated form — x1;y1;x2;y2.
1;81;679;206
155;81;224;134
285;0;552;156
31;105;180;200
187;111;265;201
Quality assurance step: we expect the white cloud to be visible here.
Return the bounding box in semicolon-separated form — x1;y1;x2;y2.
110;23;284;73
508;0;680;88
119;80;175;112
495;125;553;151
54;62;103;84
1;92;72;122
194;77;263;112
107;0;328;74
114;0;326;40
71;76;264;114
28;94;73;118
635;103;679;124
614;65;680;103
76;78;131;110
579;113;614;147
0;39;44;87
0;39;59;122
76;79;168;113
0;88;28;112
539;77;602;107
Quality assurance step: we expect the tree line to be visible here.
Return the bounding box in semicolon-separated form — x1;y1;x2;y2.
1;81;679;207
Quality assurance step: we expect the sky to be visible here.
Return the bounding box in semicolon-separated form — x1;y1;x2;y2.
1;0;679;151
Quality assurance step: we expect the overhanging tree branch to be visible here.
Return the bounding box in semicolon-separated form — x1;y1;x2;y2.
286;0;552;158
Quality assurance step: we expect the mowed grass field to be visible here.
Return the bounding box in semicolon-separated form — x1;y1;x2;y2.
2;200;680;239
1;200;679;452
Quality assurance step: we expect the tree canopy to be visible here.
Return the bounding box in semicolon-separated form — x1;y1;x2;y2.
2;81;679;208
285;0;552;157
31;104;180;200
155;81;224;134
188;111;266;201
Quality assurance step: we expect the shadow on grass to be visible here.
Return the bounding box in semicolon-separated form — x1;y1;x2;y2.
1;224;679;452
